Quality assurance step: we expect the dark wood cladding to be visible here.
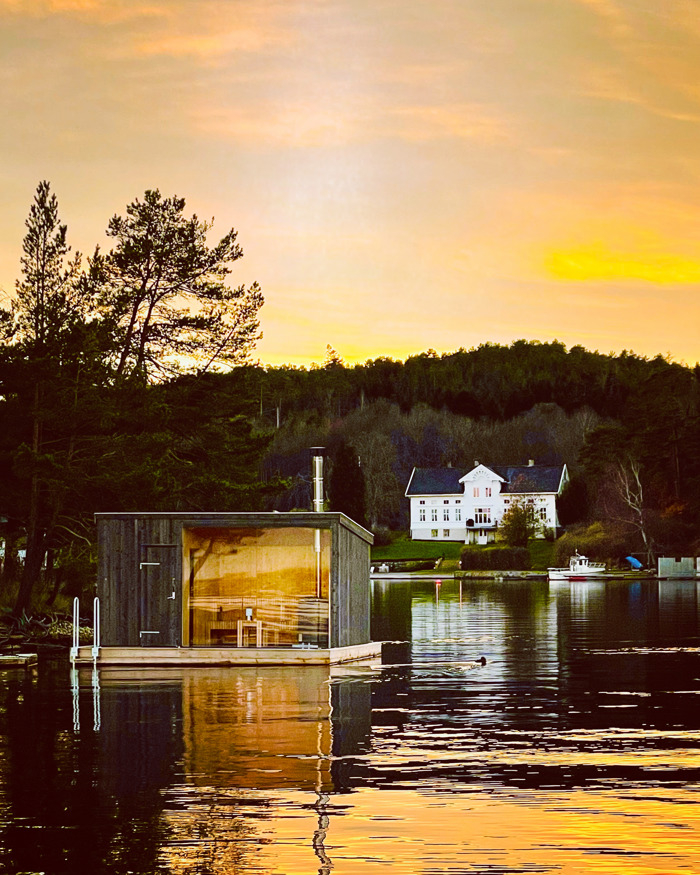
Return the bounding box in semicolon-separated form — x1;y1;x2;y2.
98;515;183;647
96;512;373;650
331;522;372;648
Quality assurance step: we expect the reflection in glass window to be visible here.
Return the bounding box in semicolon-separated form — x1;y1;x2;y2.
184;527;330;648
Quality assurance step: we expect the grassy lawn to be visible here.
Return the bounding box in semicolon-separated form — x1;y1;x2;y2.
372;533;556;571
371;536;463;562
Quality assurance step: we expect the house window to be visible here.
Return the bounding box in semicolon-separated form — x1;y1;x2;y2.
539;508;547;520
455;500;461;504
419;509;426;521
475;507;491;524
431;508;438;521
419;500;425;505
455;508;461;521
443;529;450;538
485;487;492;497
444;500;449;504
443;509;449;521
431;529;438;538
473;487;479;497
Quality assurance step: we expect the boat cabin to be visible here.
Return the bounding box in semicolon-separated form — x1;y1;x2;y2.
78;512;380;666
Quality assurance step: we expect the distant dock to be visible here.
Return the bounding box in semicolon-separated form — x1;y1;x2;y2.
0;653;38;668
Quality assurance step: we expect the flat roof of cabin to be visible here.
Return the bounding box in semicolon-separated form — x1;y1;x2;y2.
94;511;374;544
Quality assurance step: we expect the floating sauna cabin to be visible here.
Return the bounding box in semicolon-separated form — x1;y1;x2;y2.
78;512;379;666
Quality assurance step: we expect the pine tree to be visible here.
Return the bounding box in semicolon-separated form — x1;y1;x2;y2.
89;189;263;381
328;439;367;526
6;181;87;614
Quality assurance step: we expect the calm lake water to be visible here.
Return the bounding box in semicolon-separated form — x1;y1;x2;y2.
1;578;700;874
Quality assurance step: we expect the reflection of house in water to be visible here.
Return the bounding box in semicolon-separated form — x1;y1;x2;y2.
78;512;379;666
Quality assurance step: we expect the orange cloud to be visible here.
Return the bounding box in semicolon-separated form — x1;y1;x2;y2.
546;243;700;283
574;0;632;38
387;103;510;143
191;98;511;149
579;65;700;121
0;0;163;20
132;27;291;58
130;2;296;58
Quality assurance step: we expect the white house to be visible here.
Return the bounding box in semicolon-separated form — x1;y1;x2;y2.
405;461;569;544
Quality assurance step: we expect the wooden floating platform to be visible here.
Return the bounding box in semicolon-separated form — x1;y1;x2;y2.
74;641;383;667
0;652;38;668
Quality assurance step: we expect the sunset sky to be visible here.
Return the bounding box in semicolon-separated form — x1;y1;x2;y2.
2;0;700;366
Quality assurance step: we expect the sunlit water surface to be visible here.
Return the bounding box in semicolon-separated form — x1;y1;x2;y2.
1;578;700;873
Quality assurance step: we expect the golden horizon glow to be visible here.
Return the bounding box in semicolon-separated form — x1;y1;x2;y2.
2;0;700;367
547;243;700;284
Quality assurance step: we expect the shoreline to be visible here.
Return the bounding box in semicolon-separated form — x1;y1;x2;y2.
371;570;690;581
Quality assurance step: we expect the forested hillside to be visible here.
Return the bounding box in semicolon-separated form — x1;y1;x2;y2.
244;343;700;559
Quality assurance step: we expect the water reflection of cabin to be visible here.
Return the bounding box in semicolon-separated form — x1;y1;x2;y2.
79;512;380;666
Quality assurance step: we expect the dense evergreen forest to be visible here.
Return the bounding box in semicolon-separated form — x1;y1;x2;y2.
1;182;699;614
243;342;700;562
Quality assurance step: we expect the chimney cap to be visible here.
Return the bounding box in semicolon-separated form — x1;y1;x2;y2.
310;446;326;456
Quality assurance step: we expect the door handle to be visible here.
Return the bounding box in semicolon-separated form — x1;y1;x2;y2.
168;591;176;600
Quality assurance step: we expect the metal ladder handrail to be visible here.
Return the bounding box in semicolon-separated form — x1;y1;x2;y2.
92;596;100;664
70;597;79;664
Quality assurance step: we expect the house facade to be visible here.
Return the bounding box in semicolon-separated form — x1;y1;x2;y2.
405;461;569;544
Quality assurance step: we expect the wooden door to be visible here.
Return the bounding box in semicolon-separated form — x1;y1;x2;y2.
138;544;181;646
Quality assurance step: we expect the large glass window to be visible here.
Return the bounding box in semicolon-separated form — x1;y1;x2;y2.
184;527;331;648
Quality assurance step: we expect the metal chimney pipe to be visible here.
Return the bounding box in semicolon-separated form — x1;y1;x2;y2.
311;447;325;512
310;448;325;599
